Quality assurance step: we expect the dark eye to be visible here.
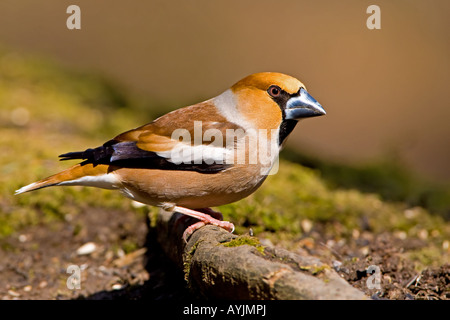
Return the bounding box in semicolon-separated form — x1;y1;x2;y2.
268;85;281;97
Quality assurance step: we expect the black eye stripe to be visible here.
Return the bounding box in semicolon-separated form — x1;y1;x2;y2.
267;86;291;113
267;86;302;146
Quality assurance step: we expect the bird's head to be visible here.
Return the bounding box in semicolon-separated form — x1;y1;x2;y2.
229;72;326;130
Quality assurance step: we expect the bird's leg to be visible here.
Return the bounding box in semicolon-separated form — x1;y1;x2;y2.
196;207;224;220
179;208;227;242
168;206;234;242
173;207;223;230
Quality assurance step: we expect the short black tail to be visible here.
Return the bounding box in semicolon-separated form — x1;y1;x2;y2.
59;143;115;165
59;150;88;161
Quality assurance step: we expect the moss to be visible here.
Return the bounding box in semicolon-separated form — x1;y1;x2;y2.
72;223;83;237
121;240;139;254
221;159;449;245
147;207;160;229
183;240;201;281
407;246;448;270
282;148;450;219
0;48;159;239
299;264;330;277
311;265;330;275
222;235;266;255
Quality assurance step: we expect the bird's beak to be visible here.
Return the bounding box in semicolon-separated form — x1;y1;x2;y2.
285;88;326;120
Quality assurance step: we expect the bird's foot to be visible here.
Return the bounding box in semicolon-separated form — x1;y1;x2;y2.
170;206;234;242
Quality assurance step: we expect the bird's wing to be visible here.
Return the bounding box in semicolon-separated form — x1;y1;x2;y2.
60;101;244;173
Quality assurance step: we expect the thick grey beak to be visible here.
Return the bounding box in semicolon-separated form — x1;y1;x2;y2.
285;88;326;120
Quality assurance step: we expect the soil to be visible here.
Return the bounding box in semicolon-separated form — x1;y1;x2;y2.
0;208;448;300
294;230;449;300
0;208;190;300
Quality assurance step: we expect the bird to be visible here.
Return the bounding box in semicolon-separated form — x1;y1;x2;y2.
15;72;326;241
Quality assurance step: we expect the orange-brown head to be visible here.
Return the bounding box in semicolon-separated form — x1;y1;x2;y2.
228;72;325;131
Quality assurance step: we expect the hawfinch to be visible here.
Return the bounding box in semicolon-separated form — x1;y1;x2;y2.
16;72;326;240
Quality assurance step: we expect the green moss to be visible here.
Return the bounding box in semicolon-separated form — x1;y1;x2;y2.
72;223;83;237
311;265;330;275
222;235;266;255
220;159;449;244
282;148;450;219
147;207;160;229
183;240;200;281
407;246;448;270
121;240;139;254
299;264;330;276
0;48;159;239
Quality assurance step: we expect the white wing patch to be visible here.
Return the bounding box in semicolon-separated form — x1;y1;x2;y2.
156;142;233;165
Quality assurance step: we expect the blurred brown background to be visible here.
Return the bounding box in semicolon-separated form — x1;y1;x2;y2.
0;0;449;182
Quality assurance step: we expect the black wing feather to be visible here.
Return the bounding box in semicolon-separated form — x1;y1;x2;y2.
59;140;228;174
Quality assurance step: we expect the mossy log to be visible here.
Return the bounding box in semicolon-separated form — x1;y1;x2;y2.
154;209;368;300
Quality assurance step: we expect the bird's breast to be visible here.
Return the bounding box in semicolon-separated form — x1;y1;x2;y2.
114;161;269;209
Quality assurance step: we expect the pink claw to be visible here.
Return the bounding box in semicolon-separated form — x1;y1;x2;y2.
183;221;206;243
170;206;234;242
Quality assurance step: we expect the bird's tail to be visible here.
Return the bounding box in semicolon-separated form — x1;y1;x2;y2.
15;163;116;195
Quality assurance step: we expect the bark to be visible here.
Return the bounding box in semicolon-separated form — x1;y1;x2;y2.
154;209;368;300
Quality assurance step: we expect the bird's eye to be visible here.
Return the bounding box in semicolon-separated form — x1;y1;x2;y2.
268;85;281;98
